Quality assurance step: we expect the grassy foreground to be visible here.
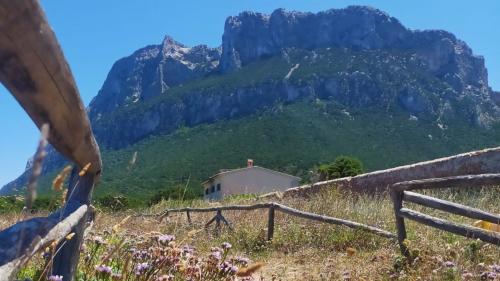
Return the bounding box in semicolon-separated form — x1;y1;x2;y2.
3;185;498;280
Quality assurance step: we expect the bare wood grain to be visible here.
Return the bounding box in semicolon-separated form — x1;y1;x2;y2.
392;174;500;192
398;208;500;245
403;191;500;224
0;0;101;173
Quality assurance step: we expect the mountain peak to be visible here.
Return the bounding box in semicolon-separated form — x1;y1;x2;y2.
162;35;186;48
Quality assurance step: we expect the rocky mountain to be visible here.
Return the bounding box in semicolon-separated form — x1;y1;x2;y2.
2;6;499;197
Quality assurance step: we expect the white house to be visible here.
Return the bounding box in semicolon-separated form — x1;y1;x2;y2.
202;160;301;200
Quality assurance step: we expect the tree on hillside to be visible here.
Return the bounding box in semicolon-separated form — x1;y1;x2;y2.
317;156;364;181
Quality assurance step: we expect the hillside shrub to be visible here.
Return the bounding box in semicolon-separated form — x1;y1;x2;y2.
0;196;23;212
317;156;364;180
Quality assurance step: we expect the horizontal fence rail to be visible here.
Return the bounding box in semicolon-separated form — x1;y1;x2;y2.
156;202;396;240
391;173;500;255
0;205;88;280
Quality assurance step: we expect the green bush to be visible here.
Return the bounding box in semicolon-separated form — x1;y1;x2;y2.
317;156;364;180
0;196;24;212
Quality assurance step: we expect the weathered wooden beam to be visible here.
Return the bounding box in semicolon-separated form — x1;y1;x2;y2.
267;205;275;241
399;208;500;245
204;214;218;228
52;172;98;279
273;203;396;239
215;210;222;233
0;205;88;281
0;1;102;280
160;202;395;239
218;212;233;231
165;203;273;214
403;191;500;224
390;190;409;256
0;0;101;173
392;174;500;192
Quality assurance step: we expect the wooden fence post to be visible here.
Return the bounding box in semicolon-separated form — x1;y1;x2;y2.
215;210;222;235
267;205;275;241
52;170;98;280
391;188;409;256
186;210;192;225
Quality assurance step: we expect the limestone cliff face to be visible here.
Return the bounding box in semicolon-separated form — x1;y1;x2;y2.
2;6;499;194
220;6;489;92
88;36;221;121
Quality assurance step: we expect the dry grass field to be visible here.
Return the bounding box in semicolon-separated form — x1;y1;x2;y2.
3;186;499;280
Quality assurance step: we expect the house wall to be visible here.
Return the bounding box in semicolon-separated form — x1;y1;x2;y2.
203;167;300;200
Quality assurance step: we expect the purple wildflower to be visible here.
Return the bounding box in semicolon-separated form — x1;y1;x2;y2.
95;264;113;275
490;264;500;273
235;256;250;266
135;262;150;275
461;272;474;279
156;274;174;281
221;242;232;250
210;250;222;261
486;272;498;280
158;234;175;245
182;245;194;255
443;261;456;268
111;272;123;280
48;275;63;281
92;236;106;245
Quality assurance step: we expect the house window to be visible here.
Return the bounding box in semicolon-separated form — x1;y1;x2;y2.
211;185;215;193
205;189;209;195
216;184;221;191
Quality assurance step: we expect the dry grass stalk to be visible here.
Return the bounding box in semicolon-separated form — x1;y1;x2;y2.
25;123;49;211
52;165;72;191
78;162;92;177
236;262;265;277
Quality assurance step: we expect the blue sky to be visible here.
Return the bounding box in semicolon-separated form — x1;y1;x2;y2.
0;0;499;186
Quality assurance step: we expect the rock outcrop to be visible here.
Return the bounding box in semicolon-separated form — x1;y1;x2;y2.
220;6;489;93
88;36;220;121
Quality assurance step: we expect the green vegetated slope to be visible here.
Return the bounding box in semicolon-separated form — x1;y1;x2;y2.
20;48;500;204
92;101;499;202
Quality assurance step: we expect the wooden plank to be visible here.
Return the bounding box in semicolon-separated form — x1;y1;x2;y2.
160;202;394;239
165;203;272;213
399;208;500;245
403;191;500;224
0;205;88;281
52;172;97;278
0;0;101;173
0;1;101;280
267;206;275;241
392;174;500;192
390;190;409;255
273;203;396;239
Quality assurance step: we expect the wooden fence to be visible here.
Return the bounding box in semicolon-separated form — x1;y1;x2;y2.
0;1;101;280
390;173;500;255
159;202;396;240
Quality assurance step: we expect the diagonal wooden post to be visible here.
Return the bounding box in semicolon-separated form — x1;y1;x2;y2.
215;210;222;235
